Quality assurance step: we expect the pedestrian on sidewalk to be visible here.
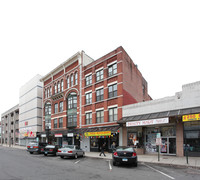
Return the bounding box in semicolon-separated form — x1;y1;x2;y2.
111;142;116;152
99;143;106;157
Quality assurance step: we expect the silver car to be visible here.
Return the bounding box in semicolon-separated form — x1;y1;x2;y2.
57;145;85;159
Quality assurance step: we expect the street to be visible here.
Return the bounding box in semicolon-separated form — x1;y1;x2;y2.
0;146;200;180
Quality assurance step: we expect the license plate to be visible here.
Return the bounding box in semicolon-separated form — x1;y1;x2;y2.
31;146;33;148
122;158;128;162
45;152;48;154
63;150;66;152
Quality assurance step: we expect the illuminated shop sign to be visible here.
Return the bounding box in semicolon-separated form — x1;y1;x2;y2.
126;117;169;127
182;114;200;122
84;131;111;137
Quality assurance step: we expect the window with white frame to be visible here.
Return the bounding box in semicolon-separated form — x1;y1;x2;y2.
71;74;74;86
54;103;58;113
57;81;60;93
96;110;104;123
59;117;63;128
59;101;63;112
85;74;92;86
108;84;117;98
96;88;104;102
61;80;63;91
75;72;78;85
67;76;70;88
86;112;92;124
96;69;104;82
108;63;117;77
54;83;57;94
85;92;92;104
50;86;52;96
54;119;57;129
109;107;118;122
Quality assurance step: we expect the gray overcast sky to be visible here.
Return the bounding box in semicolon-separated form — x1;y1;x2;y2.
1;0;200;116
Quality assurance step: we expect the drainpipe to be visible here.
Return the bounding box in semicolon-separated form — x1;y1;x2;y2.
79;52;83;128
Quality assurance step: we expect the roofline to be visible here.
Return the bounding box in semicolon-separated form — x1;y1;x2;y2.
40;51;81;82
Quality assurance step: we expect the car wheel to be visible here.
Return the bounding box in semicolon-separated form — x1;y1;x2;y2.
113;161;117;166
82;152;85;157
29;152;33;154
60;156;64;159
134;162;138;167
74;154;78;159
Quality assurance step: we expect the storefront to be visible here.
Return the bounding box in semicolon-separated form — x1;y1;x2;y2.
183;113;200;157
126;117;177;155
80;126;120;152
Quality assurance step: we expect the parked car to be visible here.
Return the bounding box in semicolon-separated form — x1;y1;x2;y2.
43;145;59;156
27;141;47;154
57;145;85;159
112;146;138;167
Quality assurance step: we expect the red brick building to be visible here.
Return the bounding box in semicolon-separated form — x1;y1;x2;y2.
40;46;151;152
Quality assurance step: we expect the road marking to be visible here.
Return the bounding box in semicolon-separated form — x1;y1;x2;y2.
144;164;175;180
106;160;112;171
74;160;80;164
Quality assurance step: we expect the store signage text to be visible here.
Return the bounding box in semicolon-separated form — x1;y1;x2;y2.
126;117;169;127
84;131;111;137
182;114;200;122
55;134;63;137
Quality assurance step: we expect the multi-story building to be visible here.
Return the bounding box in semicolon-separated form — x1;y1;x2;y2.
1;105;19;146
19;74;43;146
40;46;151;152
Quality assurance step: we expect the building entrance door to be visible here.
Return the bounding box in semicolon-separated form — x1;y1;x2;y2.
161;137;176;155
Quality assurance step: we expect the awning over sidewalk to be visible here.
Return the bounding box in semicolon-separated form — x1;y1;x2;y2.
118;106;200;124
38;125;120;136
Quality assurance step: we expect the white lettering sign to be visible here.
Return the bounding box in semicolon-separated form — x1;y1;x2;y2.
126;117;169;127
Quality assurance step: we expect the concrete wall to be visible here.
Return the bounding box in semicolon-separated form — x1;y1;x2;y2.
19;74;43;144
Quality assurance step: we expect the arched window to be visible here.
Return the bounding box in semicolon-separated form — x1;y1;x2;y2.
57;81;60;93
67;76;70;88
54;83;57;94
71;74;74;87
61;80;64;91
50;86;52;96
75;72;78;85
45;89;47;98
47;88;50;97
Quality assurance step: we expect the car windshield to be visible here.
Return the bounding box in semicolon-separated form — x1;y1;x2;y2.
116;147;133;152
62;145;75;149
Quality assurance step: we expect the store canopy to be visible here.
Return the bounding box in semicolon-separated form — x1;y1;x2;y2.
118;106;200;124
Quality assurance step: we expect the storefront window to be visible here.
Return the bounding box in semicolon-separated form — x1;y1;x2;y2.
184;121;200;156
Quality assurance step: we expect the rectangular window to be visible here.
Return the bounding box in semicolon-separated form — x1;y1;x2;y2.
86;112;92;124
108;63;117;77
59;101;63;112
54;119;57;129
54;83;57;94
85;74;92;86
59;117;63;128
109;107;118;122
96;110;104;123
54;103;58;113
68;115;77;127
85;92;92;104
108;84;117;98
96;88;104;102
96;69;103;82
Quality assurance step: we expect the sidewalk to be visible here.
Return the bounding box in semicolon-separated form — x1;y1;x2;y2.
2;144;200;169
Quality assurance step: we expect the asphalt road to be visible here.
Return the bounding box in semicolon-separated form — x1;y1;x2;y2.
0;146;200;180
